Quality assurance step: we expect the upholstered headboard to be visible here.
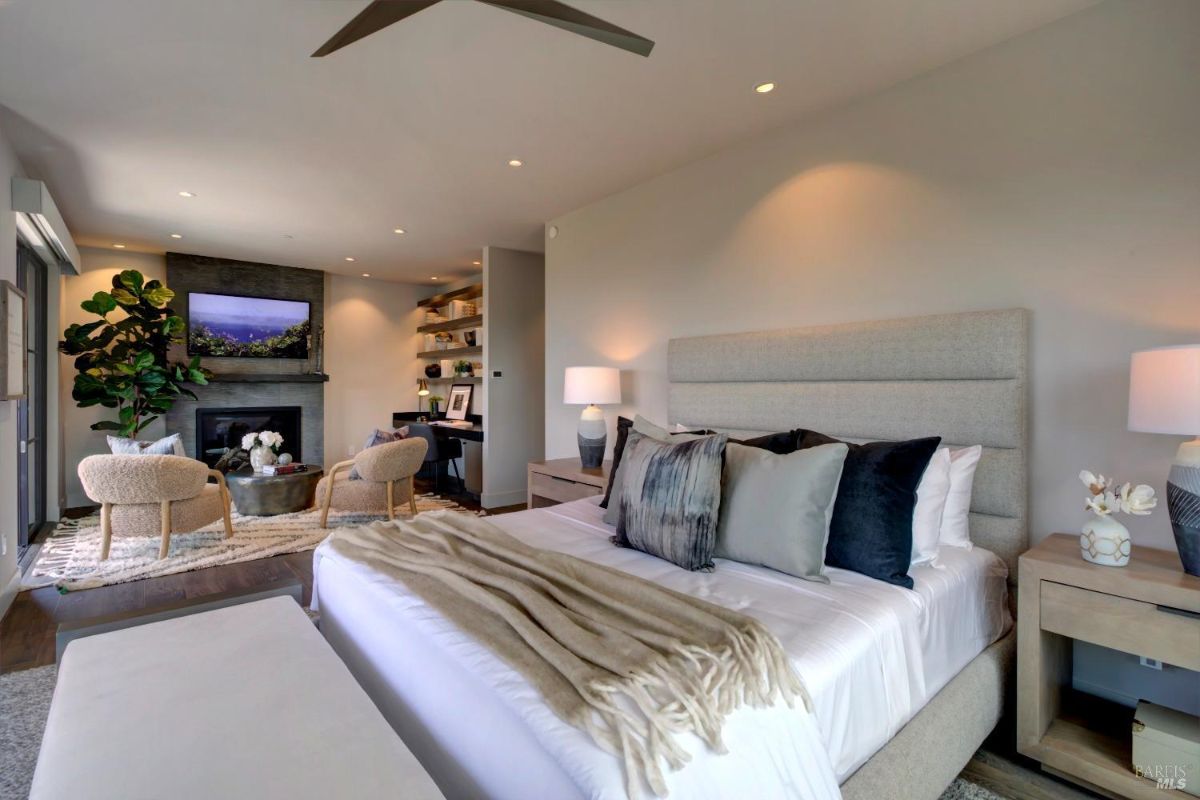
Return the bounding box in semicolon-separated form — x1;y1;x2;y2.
667;308;1029;576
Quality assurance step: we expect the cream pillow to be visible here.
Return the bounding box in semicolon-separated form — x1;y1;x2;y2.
107;433;186;457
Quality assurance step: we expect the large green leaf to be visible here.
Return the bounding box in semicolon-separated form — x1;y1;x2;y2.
110;288;139;306
142;285;175;307
90;420;123;432
117;270;145;293
133;350;155;371
84;291;117;315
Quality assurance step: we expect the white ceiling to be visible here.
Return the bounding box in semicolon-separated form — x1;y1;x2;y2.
0;0;1094;284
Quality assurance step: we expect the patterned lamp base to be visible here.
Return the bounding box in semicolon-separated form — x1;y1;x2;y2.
1167;463;1200;576
577;404;607;469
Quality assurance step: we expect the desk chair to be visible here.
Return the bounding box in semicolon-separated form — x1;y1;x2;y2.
407;423;464;494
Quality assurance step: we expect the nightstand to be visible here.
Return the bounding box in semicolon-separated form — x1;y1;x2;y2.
527;458;611;508
1017;534;1200;799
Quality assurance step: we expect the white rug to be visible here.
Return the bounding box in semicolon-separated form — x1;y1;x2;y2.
22;494;480;592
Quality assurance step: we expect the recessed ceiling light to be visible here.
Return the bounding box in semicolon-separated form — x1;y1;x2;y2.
393;228;406;235
431;276;439;281
472;260;481;266
178;190;195;198
345;257;356;262
112;243;126;249
754;82;775;94
508;159;523;167
361;273;371;278
169;233;183;239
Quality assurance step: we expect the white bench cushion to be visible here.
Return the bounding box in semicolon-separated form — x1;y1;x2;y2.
31;596;444;800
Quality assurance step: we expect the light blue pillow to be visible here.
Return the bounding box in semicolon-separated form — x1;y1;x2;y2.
107;433;186;456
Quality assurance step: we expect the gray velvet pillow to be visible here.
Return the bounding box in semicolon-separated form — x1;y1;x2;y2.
614;431;727;571
714;442;849;582
602;416;711;526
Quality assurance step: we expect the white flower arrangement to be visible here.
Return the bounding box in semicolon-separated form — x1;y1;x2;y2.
1079;470;1157;517
242;430;284;453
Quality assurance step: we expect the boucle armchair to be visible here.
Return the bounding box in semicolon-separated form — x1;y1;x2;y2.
78;454;234;560
317;437;428;527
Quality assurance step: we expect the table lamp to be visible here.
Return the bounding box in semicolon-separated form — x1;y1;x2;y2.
1128;344;1200;575
564;366;621;468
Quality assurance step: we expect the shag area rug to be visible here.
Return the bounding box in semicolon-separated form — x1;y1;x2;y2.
22;494;480;592
0;660;1008;800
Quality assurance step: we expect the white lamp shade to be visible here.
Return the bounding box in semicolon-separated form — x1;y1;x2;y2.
1128;345;1200;434
563;366;621;405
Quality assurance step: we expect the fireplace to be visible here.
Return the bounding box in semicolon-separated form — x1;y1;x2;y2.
196;406;302;468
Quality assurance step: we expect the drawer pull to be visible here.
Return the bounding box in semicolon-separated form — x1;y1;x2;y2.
1157;604;1200;621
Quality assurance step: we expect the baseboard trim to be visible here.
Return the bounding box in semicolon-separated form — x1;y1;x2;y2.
0;567;22;623
481;489;527;509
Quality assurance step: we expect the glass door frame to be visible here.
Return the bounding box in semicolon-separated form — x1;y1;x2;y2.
16;242;49;554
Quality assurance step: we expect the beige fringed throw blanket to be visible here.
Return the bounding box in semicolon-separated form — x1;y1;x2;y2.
325;511;810;798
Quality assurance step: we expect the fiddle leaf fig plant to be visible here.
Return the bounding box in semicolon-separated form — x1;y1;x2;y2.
59;269;210;437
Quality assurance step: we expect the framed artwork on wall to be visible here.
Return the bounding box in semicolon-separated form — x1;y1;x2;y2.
1;279;27;399
446;383;473;421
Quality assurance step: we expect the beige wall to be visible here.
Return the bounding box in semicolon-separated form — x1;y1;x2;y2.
544;0;1200;555
323;274;425;466
60;248;168;508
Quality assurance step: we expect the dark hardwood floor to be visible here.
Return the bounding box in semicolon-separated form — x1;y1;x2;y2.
0;483;521;674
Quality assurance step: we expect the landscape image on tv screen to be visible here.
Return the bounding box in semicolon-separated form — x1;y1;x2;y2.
187;293;310;358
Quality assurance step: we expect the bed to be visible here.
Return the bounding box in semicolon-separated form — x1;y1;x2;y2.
313;308;1029;799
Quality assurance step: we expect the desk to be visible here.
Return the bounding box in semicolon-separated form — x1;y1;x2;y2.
392;413;483;442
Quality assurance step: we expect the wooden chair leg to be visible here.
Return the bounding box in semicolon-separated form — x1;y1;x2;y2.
408;475;418;516
221;486;234;539
100;503;113;561
320;483;333;528
159;501;172;559
386;480;395;521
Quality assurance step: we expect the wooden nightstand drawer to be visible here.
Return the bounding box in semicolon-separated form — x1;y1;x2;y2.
1041;581;1200;671
529;472;603;504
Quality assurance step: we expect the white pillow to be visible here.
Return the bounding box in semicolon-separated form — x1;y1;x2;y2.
107;433;186;456
939;445;983;550
911;447;952;566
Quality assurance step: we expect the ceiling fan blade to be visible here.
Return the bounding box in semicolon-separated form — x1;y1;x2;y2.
478;0;654;57
312;0;442;57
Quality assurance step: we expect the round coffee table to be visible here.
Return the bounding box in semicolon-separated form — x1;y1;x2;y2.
225;466;324;516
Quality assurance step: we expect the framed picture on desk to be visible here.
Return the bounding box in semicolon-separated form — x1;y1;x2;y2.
446;383;473;421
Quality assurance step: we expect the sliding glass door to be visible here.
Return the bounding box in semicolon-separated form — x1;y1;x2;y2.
16;243;48;554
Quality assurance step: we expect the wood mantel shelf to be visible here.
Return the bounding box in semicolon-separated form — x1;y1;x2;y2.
206;373;330;383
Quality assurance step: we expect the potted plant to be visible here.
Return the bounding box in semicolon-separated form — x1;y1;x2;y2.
428;394;444;417
453;359;473;377
242;430;285;473
58;270;210;437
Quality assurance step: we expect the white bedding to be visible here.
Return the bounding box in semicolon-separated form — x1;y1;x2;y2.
313;498;1010;799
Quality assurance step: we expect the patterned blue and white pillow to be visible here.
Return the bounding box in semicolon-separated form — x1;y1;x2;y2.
614;431;727;571
107;433;186;456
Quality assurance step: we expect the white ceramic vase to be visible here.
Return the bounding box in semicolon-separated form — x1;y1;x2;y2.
1080;515;1131;567
249;445;277;474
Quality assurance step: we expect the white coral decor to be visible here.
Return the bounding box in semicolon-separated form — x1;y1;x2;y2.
1077;469;1156;568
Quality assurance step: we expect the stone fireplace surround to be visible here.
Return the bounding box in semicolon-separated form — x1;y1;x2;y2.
164;253;327;466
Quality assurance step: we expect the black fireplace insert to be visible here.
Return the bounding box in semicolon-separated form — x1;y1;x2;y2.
195;406;302;468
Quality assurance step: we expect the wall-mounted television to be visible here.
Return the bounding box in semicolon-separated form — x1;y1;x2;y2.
187;292;310;358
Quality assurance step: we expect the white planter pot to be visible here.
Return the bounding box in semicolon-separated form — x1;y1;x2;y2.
1080;515;1131;567
250;445;277;474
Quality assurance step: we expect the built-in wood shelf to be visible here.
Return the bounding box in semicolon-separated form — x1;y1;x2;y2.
207;373;330;383
423;375;481;384
418;346;482;359
416;283;483;309
418;314;482;334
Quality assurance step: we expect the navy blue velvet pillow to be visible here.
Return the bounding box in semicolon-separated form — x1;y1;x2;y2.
734;430;803;455
796;430;940;589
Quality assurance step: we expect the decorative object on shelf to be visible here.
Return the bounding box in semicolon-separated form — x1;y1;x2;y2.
453;359;473;377
58;269;210;436
1078;470;1157;567
243;430;285;473
563;366;622;468
425;362;442;378
1;279;27;399
428;394;444;417
464;330;477;347
447;383;473;421
435;331;454;350
278;452;294;465
1128;344;1200;575
312;323;325;375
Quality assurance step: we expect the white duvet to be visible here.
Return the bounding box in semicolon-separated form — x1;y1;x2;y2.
313;498;1010;800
